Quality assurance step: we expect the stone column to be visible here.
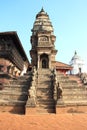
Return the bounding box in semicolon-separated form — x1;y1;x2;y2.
49;54;51;69
38;54;40;69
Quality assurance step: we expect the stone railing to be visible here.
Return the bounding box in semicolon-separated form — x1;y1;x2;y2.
79;73;87;85
26;66;37;107
52;69;63;104
51;68;57;101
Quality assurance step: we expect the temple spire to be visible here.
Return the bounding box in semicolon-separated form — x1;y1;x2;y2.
75;50;77;55
40;7;44;12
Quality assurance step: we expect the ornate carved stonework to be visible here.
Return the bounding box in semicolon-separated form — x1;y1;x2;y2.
30;8;57;69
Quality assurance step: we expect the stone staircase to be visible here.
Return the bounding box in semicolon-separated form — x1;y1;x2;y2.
36;69;55;113
1;70;87;114
56;72;87;111
0;72;32;114
69;75;83;86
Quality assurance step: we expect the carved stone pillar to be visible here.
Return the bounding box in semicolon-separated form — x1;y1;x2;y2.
38;54;40;69
49;54;51;69
11;66;15;76
7;65;11;74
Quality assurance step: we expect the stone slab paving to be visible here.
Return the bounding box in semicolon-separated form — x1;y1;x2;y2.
0;113;87;130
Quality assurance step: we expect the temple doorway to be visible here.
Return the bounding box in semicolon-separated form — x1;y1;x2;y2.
79;67;81;74
40;54;49;68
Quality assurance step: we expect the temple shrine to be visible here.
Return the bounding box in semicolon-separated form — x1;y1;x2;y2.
0;8;87;114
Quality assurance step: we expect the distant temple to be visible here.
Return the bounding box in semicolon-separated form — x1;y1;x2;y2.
69;51;86;74
0;8;87;114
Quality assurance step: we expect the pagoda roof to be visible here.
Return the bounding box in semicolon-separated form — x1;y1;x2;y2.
0;31;30;64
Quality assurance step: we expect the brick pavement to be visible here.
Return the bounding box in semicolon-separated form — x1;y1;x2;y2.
0;113;87;130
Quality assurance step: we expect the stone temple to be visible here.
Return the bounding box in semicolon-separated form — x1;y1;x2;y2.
69;51;87;74
0;8;87;114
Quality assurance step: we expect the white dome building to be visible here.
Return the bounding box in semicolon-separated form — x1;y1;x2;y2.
69;51;86;74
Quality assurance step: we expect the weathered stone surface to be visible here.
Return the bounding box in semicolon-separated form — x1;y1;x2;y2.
55;72;87;111
0;71;32;114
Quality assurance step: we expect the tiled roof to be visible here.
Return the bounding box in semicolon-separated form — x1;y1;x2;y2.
55;61;73;70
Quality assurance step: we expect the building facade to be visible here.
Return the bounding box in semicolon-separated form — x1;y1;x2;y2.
0;31;29;77
69;51;86;74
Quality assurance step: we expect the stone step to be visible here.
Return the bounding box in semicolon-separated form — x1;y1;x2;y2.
37;85;52;89
62;85;79;88
63;87;85;92
38;78;50;81
37;95;53;99
0;90;28;95
0;92;28;101
37;90;53;93
3;84;29;88
37;93;53;97
63;95;87;100
56;74;65;77
38;78;51;82
3;87;29;92
37;99;55;105
38;69;51;73
36;107;55;113
37;92;53;99
60;80;77;83
62;90;87;94
62;86;79;89
17;75;31;79
37;104;55;108
9;80;31;85
37;87;53;90
38;72;51;76
63;94;87;99
61;83;79;86
62;86;83;89
57;76;69;79
38;73;51;76
9;79;31;85
38;79;51;83
4;87;29;92
62;100;87;106
0;99;26;106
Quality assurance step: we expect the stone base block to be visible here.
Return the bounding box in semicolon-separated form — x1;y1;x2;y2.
56;105;87;114
0;105;25;114
26;107;37;114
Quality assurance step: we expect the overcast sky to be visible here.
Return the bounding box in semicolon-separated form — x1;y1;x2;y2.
0;0;87;64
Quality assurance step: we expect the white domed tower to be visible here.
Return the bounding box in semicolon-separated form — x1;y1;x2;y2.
30;8;57;69
69;51;85;74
